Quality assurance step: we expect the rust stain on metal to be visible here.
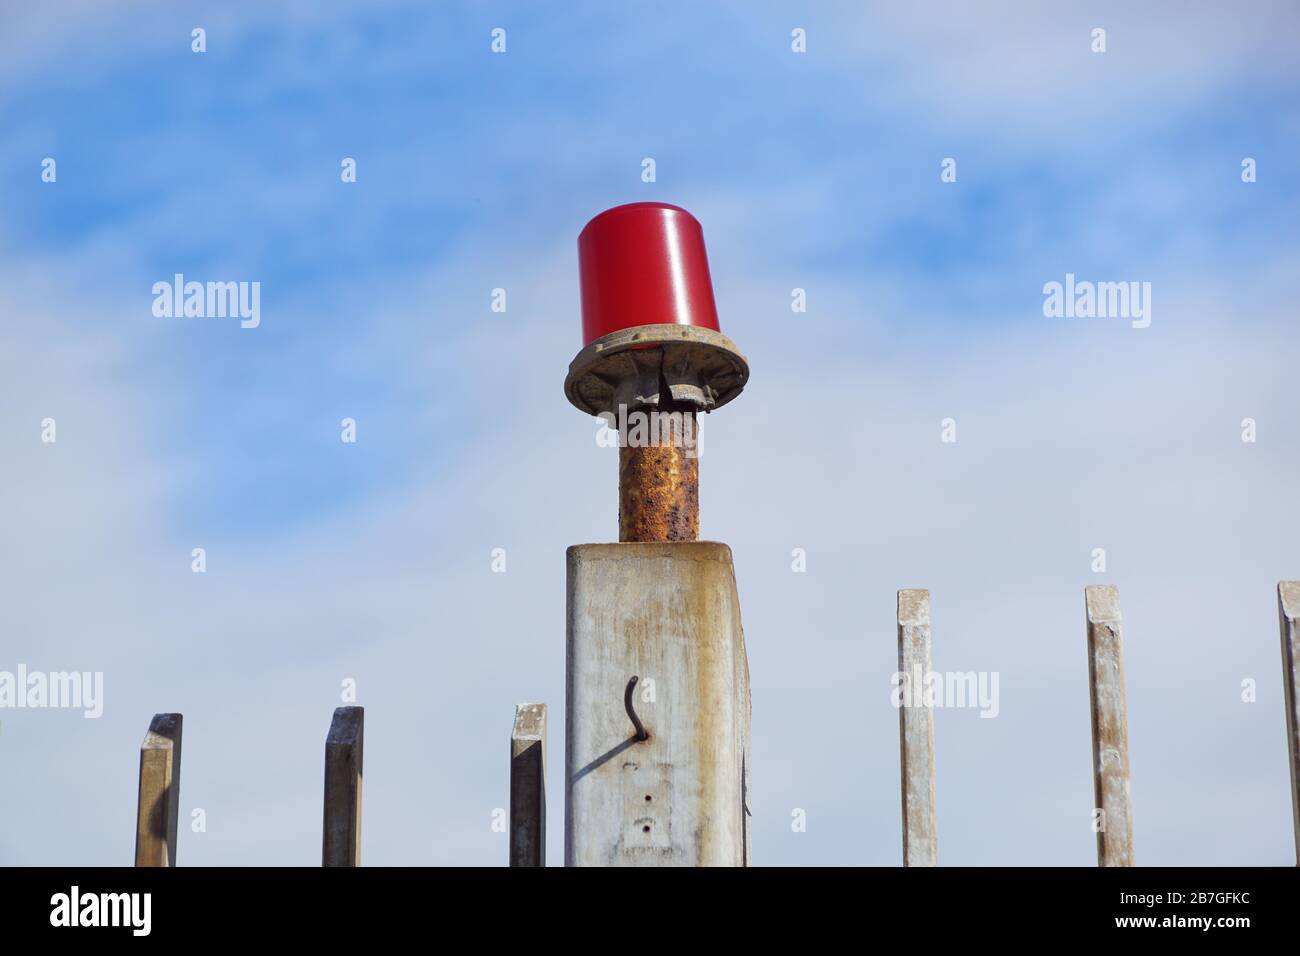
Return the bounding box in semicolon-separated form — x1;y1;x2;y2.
618;409;699;542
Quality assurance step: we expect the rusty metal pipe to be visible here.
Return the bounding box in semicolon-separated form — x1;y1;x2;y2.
618;407;699;542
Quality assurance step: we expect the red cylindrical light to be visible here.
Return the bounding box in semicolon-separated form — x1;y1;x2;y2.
577;202;721;346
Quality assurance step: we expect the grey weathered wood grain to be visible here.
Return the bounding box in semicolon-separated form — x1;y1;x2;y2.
566;542;751;867
1086;585;1134;867
897;589;937;867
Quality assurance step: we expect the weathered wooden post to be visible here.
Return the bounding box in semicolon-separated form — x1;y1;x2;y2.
563;204;752;866
134;713;182;867
1085;585;1134;866
510;703;547;867
322;705;364;867
897;589;937;866
1278;581;1300;865
567;543;751;866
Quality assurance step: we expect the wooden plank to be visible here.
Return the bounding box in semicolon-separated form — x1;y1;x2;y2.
565;542;751;866
510;703;547;867
1278;581;1300;865
1085;585;1134;866
897;589;937;866
322;706;364;867
135;713;182;867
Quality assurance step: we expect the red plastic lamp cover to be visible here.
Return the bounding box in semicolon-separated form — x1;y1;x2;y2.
577;202;722;346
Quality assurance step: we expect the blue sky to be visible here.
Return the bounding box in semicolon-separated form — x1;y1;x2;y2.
2;1;1299;865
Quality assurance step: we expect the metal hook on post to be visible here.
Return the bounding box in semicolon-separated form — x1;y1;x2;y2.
624;676;649;742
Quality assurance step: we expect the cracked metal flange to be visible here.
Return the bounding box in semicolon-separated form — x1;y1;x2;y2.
564;323;749;417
